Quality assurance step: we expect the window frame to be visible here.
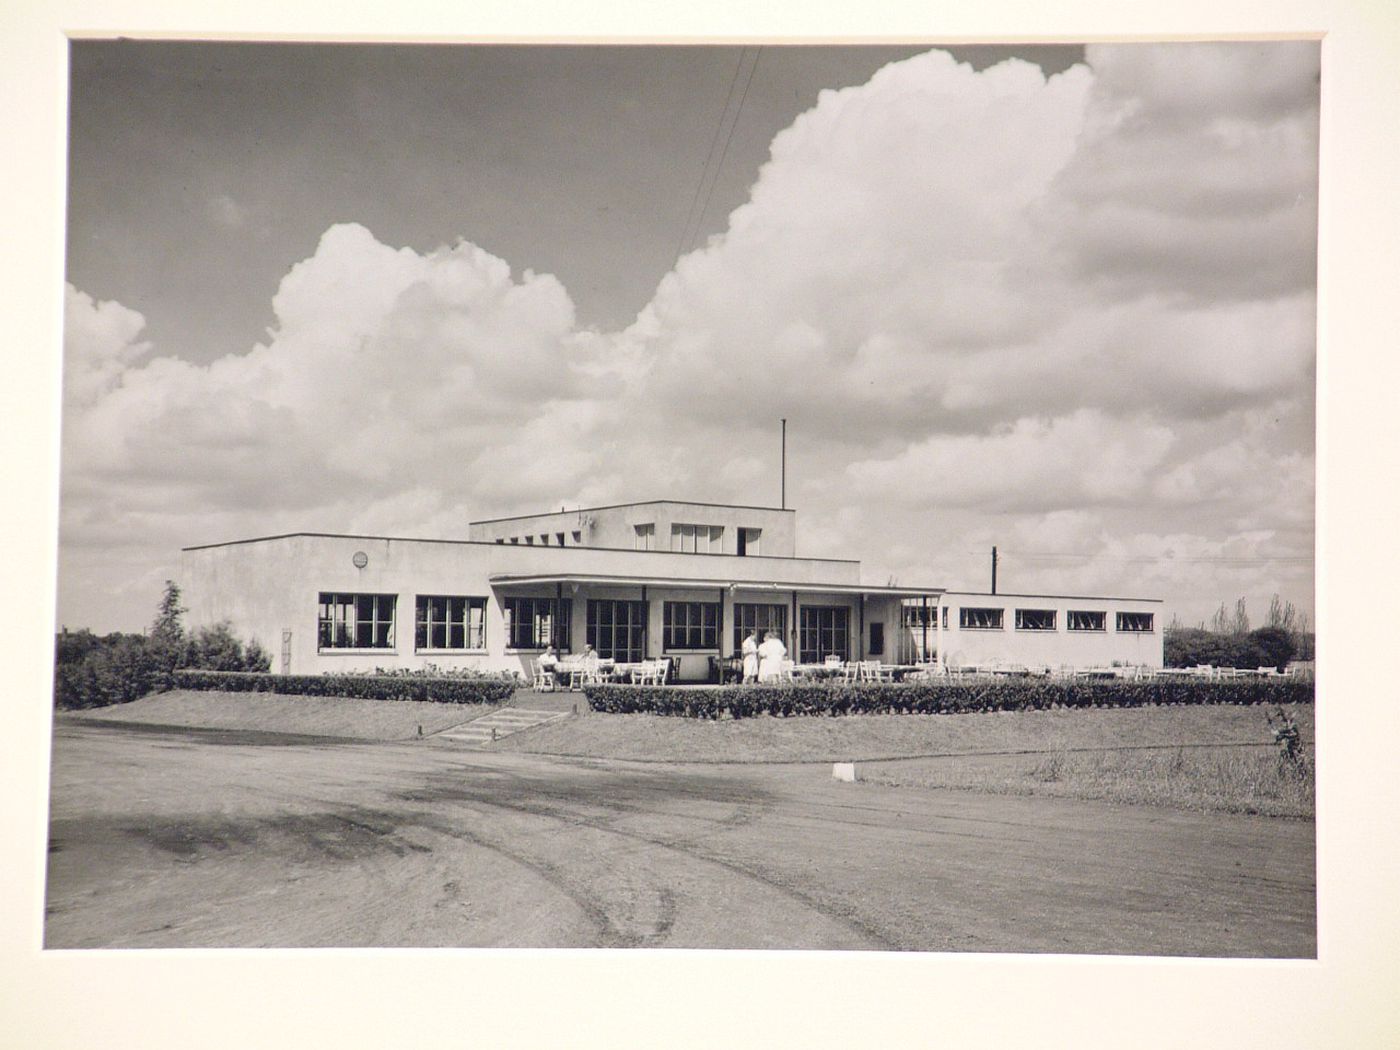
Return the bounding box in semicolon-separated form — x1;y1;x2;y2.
586;599;648;662
959;607;1005;631
732;602;787;655
1115;611;1155;633
503;596;571;651
670;522;725;553
663;600;721;652
1014;608;1057;632
633;523;655;550
318;592;397;651
1067;610;1107;633
414;595;487;652
798;605;850;663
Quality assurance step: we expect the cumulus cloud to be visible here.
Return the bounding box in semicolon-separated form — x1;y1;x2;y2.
58;43;1317;631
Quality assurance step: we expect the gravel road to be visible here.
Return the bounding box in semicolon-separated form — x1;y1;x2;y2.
45;721;1315;955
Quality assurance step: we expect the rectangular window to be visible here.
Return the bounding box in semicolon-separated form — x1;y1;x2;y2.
318;593;396;650
733;603;786;654
799;606;850;663
415;596;487;651
1067;610;1107;632
1116;612;1155;633
495;538;504;544
572;531;582;545
959;607;1004;630
901;603;936;629
663;601;720;651
539;534;549;546
634;523;655;550
869;622;885;657
670;522;724;553
504;596;571;651
942;605;948;630
1015;609;1057;631
524;535;534;545
587;599;648;662
509;537;519;544
556;532;565;547
737;527;762;556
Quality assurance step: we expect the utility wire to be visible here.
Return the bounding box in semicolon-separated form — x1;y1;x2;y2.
985;550;1312;565
672;48;748;265
686;46;760;254
673;46;761;261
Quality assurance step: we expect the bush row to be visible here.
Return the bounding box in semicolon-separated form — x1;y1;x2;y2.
169;668;517;705
55;622;273;710
583;676;1315;719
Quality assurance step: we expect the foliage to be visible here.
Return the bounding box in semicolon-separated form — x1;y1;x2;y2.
1165;625;1297;670
583;676;1314;720
169;669;516;705
53;633;160;710
54;584;273;709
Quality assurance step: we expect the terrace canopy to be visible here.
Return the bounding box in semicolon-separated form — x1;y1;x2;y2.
488;571;945;666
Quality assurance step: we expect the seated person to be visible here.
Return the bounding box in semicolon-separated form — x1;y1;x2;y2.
581;644;600;671
538;644;560;671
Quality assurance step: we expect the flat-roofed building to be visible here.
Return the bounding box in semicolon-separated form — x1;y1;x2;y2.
180;499;1162;679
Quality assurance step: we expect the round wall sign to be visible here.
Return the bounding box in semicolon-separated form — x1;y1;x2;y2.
352;551;368;568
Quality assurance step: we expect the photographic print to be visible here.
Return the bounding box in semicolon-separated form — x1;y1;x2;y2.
47;40;1317;955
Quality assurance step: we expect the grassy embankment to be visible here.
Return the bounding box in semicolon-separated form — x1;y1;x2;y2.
66;690;1314;817
498;702;1315;818
61;689;493;741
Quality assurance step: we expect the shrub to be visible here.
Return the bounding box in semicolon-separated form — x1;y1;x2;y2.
1165;625;1297;670
169;669;516;705
54;586;276;709
582;677;1315;719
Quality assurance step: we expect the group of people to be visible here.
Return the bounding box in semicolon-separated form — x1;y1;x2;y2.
537;644;600;673
538;634;790;684
740;630;788;684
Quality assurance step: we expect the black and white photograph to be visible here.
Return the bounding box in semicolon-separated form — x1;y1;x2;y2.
6;3;1399;1047
46;37;1319;954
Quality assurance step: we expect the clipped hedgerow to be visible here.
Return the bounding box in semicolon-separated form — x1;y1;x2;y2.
583;676;1315;719
170;669;517;705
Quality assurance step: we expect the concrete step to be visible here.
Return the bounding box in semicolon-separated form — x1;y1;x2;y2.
435;707;569;746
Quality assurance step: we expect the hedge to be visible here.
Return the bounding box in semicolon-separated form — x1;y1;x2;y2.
170;669;517;705
583;677;1315;719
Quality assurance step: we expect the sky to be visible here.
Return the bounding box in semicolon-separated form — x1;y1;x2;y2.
59;40;1318;634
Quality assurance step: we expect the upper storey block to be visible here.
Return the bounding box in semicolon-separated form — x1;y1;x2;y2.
467;500;797;558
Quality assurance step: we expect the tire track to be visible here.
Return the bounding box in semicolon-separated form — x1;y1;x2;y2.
406;780;899;949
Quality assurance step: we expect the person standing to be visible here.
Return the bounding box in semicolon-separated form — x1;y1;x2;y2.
757;630;787;683
741;630;760;684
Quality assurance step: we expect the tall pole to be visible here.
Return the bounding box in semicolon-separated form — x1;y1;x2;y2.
780;418;787;510
991;546;998;595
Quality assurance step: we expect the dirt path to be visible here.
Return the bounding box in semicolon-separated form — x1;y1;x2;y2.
44;721;1315;955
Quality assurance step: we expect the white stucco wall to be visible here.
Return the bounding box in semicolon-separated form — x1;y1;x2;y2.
468;500;797;557
181;532;861;677
933;591;1165;669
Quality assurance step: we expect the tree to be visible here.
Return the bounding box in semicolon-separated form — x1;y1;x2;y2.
151;580;186;645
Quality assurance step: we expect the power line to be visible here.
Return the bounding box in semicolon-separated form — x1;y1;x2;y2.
673;46;761;261
672;48;747;264
985;550;1312;565
688;46;760;251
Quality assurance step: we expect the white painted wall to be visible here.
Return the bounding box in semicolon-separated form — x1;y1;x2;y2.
932;591;1164;669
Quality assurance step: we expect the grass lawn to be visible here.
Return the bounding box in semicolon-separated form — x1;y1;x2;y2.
61;689;493;741
497;702;1314;818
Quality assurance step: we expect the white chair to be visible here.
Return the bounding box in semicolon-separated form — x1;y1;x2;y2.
779;659;796;683
840;661;860;683
531;659;556;692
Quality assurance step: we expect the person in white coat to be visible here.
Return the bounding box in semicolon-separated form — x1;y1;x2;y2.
757;631;787;683
741;631;760;684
